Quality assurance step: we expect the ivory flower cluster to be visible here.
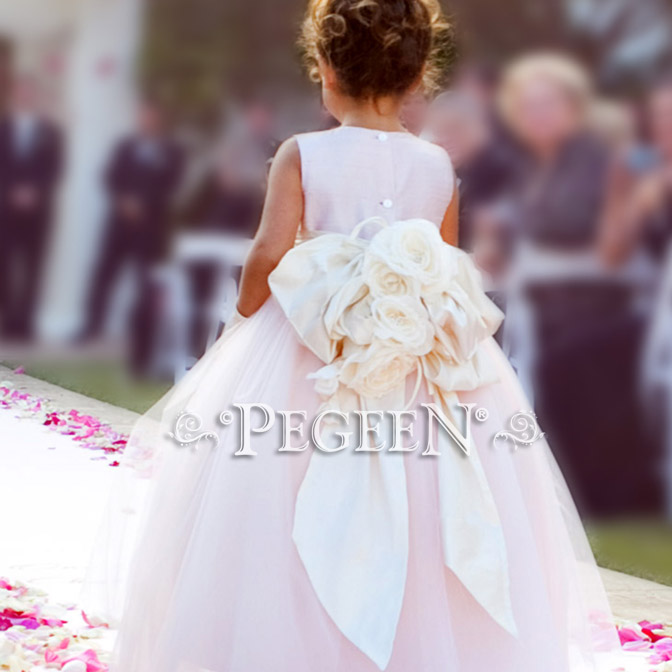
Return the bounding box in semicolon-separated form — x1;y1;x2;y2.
310;220;491;401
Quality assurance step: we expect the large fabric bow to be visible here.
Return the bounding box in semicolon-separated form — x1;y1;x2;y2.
269;217;517;670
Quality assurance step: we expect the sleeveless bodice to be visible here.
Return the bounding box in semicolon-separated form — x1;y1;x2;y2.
295;126;454;237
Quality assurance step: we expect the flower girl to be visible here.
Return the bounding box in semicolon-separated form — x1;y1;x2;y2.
97;0;626;670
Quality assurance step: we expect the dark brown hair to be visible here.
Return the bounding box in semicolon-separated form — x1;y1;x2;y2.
301;0;450;100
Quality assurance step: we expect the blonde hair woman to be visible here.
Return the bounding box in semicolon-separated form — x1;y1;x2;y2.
496;52;605;248
498;54;592;143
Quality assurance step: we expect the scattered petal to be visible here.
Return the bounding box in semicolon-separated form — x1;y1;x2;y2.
0;383;128;466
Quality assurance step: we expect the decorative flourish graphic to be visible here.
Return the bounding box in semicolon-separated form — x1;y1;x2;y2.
168;411;219;450
493;411;545;450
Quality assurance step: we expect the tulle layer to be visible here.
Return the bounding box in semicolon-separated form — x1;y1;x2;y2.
86;298;620;672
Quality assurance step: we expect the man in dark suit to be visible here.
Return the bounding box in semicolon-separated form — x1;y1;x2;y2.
83;98;183;373
0;76;62;340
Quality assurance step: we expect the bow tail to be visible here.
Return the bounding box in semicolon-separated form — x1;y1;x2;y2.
434;390;518;637
293;389;409;670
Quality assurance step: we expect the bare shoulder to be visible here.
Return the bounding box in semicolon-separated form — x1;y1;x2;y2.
270;137;301;176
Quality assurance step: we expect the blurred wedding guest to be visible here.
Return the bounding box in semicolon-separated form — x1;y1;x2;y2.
595;99;659;269
590;81;672;519
184;101;276;236
639;80;672;261
241;101;280;163
451;61;500;109
178;116;272;357
498;54;609;249
471;201;517;282
422;91;510;250
81;97;183;375
603;79;672;268
498;54;659;515
423;92;491;170
590;99;638;154
0;76;62;341
399;89;429;135
182;155;265;238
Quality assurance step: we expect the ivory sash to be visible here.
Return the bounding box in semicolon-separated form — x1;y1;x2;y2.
269;219;517;669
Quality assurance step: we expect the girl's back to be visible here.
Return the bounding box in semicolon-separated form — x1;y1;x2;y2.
297;126;454;235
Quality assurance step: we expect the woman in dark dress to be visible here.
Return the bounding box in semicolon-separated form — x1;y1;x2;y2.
493;55;661;516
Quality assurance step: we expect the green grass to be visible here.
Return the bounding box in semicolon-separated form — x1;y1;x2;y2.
587;520;672;587
1;358;170;415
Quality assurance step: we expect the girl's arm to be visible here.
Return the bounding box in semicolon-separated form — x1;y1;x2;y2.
236;138;303;317
440;180;460;246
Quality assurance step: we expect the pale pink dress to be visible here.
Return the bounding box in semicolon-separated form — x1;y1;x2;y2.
93;127;622;671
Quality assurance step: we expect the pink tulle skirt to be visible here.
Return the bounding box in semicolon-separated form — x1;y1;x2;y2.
89;298;621;672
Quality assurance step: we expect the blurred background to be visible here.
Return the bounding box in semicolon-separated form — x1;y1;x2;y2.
1;0;672;583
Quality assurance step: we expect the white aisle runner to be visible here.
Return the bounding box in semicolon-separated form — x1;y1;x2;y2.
1;410;118;605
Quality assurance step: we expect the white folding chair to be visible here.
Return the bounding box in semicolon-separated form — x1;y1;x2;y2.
157;232;253;382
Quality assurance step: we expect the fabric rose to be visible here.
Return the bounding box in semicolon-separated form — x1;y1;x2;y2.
363;256;420;298
330;295;375;346
270;215;502;406
323;274;373;346
371;296;434;356
339;341;417;399
366;219;449;293
423;290;460;328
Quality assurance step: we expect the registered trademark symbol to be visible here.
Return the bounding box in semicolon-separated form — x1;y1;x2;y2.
475;407;489;423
